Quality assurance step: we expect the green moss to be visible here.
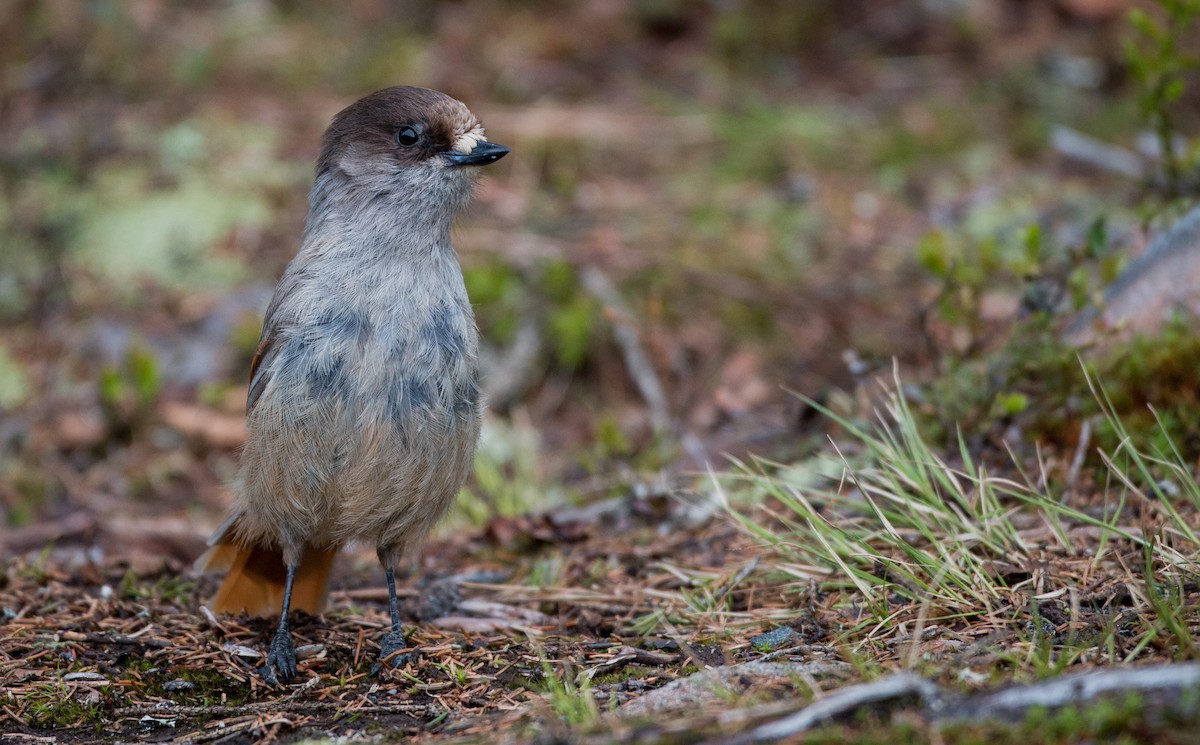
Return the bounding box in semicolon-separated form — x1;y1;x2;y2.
120;572;196;604
22;682;108;730
591;664;658;686
142;665;254;708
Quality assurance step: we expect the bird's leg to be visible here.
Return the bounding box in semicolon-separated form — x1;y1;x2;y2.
262;562;299;685
381;566;408;655
373;558;416;673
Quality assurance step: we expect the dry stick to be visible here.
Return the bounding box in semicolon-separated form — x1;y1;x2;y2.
724;662;1200;742
60;631;173;648
1;734;58;743
1050;125;1146;180
580;267;670;435
734;673;944;743
1065;416;1093;495
169;714;294;745
753;644;808;662
113;700;436;720
578;645;679;684
657;617;708;672
939;662;1200;721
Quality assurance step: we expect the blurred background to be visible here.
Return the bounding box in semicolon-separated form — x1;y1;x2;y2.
1;0;1196;573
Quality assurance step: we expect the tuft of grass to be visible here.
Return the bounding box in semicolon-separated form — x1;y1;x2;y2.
722;364;1200;663
536;654;602;728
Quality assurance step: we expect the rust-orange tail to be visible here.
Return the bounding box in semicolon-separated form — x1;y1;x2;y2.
196;519;337;617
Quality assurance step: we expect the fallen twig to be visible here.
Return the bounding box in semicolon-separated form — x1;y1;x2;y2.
114;699;436;720
939;662;1200;722
1050;125;1146;179
735;673;942;743
580;267;670;434
716;662;1200;742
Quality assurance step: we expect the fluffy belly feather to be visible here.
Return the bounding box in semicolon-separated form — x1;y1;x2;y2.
232;300;481;555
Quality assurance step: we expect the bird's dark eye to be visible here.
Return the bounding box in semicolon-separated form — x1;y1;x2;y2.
396;125;422;148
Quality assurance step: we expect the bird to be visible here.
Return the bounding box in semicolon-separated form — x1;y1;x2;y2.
196;86;509;684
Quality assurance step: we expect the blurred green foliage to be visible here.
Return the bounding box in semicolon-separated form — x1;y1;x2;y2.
98;343;162;437
920;208;1200;465
0;344;31;410
465;259;602;372
901;2;1200;465
918;189;1122;350
714;105;849;182
1125;0;1200;196
76;169;259;291
454;419;566;525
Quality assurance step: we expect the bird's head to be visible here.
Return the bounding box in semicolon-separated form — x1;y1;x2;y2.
315;86;509;220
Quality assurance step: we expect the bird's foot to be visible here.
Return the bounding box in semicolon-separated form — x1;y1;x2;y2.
261;628;298;685
371;629;417;675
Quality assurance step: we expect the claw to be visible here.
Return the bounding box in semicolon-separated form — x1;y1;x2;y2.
371;629;417;675
262;628;298;684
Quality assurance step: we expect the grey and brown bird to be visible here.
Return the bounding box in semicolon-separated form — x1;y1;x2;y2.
196;86;509;683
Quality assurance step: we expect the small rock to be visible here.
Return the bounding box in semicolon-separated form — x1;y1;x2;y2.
750;626;800;652
1025;617;1058;639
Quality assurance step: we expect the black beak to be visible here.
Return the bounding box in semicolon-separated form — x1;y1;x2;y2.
445;140;510;167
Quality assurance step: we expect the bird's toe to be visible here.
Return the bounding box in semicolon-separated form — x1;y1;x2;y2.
263;630;298;683
372;629;417;675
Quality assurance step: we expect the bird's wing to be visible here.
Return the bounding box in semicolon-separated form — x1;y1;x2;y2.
245;263;310;414
202;264;340;618
246;326;280;415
